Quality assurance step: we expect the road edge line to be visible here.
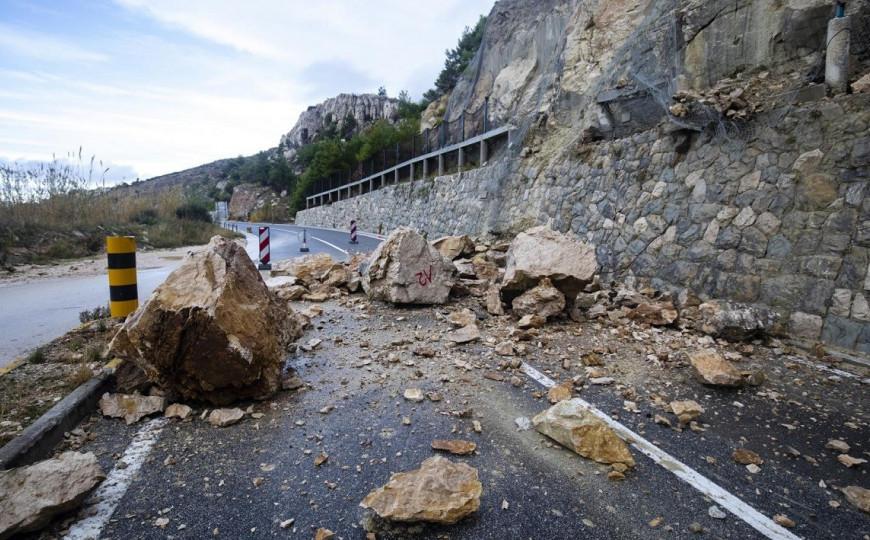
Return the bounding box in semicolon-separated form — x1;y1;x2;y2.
309;235;349;256
63;418;169;540
520;361;802;540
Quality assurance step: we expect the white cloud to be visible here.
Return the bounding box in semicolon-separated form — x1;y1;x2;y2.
0;24;109;63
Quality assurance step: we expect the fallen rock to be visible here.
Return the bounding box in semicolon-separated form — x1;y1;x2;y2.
99;393;166;425
270;253;335;286
842;486;870;514
470;255;500;282
403;388;424;402
511;278;566;319
113;359;150;393
445;324;481;344
732;448;763;466
0;452;105;538
432;235;475;260
670;400;704;424
494;341;515;356
773;515;795;528
696;301;777;341
360;456;482;524
838;454;867;468
628;301;678;326
501;226;597;302
110;236;304;405
825;439;850;453
689;349;745;387
852;72;870;94
164;403;192;420
320;264;351;288
547;381;574;403
314;528;335;540
447;308;477;327
517;314;546;329
431;439;477;455
484;285;505;315
208;408;245;427
362;227;456;304
532;399;635;467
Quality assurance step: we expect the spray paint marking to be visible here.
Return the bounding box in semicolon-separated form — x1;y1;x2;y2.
520;362;801;540
64;418;168;540
415;266;433;286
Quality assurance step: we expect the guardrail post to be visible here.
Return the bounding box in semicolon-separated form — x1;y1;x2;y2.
460;111;465;141
483;96;489;133
106;236;138;318
410;161;415;183
480;140;488;164
458;146;465;170
438;153;444;176
423;158;428;178
394;168;399;185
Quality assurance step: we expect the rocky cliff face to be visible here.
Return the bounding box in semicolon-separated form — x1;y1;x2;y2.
279;93;400;158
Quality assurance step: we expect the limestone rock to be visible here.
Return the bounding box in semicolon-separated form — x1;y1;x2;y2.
826;439;851;453
164;403;192;420
360;456;482;524
109;236;304;406
689;349;745;387
502;226;597;302
99;393;166;425
362;227;455;304
445;324;481;344
628;301;678;326
842;486;870;514
470;255;500;282
547;381;573;403
485;285;505;315
0;452;105;538
853;73;870;94
314;528;335;540
447;308;477;327
432;235;475;260
208;408;245;427
517;314;546;329
670;400;704;424
732;448;763;466
511;278;566;319
403;388;424;402
532;399;635;467
113;359;150;394
696;301;777;341
270;253;336;285
431;439;477;455
495;341;515;356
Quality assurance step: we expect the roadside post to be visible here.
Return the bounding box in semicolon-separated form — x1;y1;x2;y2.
300;229;310;253
258;226;271;270
106;236;138;317
350;220;358;244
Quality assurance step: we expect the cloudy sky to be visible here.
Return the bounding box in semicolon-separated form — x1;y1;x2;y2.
0;0;493;181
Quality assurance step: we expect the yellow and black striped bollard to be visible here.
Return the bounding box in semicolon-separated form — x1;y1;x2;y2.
106;236;138;317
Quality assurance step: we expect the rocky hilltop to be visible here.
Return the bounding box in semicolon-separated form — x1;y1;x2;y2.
279;93;400;158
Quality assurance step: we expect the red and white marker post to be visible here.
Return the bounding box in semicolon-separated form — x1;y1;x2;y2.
349;219;358;245
258;226;271;270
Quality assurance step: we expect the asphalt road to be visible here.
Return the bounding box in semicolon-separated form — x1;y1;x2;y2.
0;223;382;368
48;298;869;540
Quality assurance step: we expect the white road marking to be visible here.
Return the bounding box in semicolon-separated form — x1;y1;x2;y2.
309;235;349;256
64;418;168;540
520;362;802;540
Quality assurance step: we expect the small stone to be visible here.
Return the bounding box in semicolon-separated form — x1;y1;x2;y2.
708;505;727;519
670;400;704;424
279;518;294;529
445;324;481;344
207;408;245;427
431;439;477;455
689;349;745;387
314;528;334;540
746;464;761;474
155;517;169;529
533;399;635;467
825;439;850;453
164;403;192;420
547;381;573;403
510;376;523;387
403;388;424;402
314;453;329;467
517;314;546;329
838;454;867;468
515;417;532;430
99;393;166;425
732;448;763;465
689;522;703;533
589;377;614;385
842;485;870;514
447;308;477;327
773;514;795;528
495;341;515;356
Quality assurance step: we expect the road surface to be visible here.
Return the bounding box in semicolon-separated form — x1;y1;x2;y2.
0;223;382;368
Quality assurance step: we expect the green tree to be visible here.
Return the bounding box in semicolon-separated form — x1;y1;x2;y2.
423;15;487;103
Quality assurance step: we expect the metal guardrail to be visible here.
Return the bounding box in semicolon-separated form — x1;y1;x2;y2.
305;98;512;208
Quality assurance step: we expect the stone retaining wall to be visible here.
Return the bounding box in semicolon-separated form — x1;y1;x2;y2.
297;94;870;353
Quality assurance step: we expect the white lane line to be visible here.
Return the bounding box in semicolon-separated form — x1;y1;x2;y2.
309;235;349;256
520;362;801;540
64;418;168;540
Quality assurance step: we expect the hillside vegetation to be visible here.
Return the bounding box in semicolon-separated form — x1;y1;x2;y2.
0;151;234;267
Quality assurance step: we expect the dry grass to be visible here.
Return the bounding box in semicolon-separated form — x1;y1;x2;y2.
68;363;95;388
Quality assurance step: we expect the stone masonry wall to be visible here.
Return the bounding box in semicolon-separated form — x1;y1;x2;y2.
297;94;870;353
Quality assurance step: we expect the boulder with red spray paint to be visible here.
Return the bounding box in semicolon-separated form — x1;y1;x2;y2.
361;227;456;304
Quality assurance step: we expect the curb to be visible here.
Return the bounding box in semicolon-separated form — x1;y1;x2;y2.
0;372;114;470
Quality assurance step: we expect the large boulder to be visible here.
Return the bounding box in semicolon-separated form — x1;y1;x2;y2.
532;399;635;467
501;226;597;302
360;456;482;524
362;228;455;304
110;236;304;405
696;301;778;341
270;253;336;286
0;452;105;539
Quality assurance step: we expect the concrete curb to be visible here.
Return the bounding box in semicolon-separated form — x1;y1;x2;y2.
0;372;114;470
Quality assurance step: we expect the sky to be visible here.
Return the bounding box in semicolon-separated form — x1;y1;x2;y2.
0;0;494;182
